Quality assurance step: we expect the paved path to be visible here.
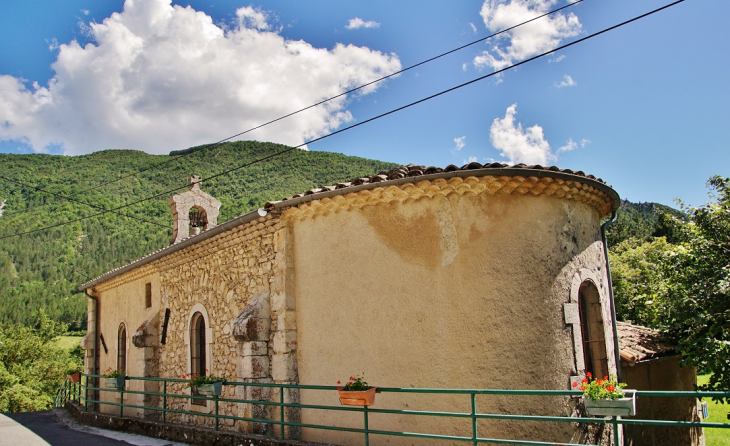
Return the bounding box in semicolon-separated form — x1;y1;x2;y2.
2;409;187;446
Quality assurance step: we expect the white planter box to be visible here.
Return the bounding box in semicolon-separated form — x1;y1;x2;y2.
197;382;223;397
104;377;125;389
583;390;636;416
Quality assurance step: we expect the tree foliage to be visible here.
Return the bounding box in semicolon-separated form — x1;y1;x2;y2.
0;310;81;412
609;236;673;327
658;176;730;395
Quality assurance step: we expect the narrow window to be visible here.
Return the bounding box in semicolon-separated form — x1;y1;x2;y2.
578;281;609;378
145;282;152;309
117;323;127;373
190;312;206;405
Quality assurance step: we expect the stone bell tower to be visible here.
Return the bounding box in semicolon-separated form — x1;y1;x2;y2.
168;175;221;245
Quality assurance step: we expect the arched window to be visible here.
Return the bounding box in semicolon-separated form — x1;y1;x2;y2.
117;323;127;373
190;312;206;377
579;281;609;378
190;312;207;406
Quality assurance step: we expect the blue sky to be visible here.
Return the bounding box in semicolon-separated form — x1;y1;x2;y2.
0;0;728;208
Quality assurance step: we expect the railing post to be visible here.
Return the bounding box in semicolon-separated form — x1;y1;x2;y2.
120;387;124;417
84;376;89;411
613;416;620;446
162;380;167;424
364;405;370;446
471;392;478;446
214;396;219;431
280;385;285;441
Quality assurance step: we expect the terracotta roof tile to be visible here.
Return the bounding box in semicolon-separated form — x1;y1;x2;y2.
266;162;608;208
617;321;676;364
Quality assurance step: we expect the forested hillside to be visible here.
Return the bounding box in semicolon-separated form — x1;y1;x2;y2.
0;141;398;330
605;200;685;247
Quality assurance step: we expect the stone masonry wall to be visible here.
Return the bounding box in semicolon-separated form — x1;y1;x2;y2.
150;212;297;434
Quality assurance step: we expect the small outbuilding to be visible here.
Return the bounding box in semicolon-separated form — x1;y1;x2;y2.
618;321;704;446
80;162;624;444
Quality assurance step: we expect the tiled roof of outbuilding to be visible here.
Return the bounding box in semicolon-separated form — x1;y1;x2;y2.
265;162;607;208
617;321;676;364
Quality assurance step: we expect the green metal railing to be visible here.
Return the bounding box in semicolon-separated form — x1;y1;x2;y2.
54;375;83;407
56;374;729;446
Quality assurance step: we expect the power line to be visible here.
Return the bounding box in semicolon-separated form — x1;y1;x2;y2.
0;0;685;241
0;175;168;229
18;0;586;210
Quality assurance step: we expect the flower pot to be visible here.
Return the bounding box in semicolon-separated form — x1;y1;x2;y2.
68;372;81;383
583;390;636;416
197;382;223;397
338;388;377;406
104;377;126;389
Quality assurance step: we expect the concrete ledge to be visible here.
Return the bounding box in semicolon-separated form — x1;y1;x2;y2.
64;402;332;446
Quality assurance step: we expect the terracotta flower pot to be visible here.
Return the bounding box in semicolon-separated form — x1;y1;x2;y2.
68;372;81;383
197;382;223;397
338;387;377;406
583;390;636;416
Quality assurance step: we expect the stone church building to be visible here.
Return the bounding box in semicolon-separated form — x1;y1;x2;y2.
80;162;624;444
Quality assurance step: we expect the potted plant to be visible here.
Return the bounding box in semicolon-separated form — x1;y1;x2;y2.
184;372;226;397
66;365;83;383
337;375;376;406
575;372;635;416
103;367;126;389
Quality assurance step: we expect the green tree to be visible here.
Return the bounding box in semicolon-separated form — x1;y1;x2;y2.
0;310;81;412
609;236;674;327
659;176;730;395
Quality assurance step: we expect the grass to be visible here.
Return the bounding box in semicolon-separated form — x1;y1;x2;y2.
698;374;730;446
55;335;83;350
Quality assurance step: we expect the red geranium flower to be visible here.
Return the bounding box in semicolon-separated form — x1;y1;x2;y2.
606;385;615;392
586;372;592;378
572;382;578;388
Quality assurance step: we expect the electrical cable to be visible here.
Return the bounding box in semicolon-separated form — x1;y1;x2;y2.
0;175;168;229
17;0;586;209
0;0;685;241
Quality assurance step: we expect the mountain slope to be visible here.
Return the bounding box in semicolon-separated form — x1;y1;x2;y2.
0;141;398;330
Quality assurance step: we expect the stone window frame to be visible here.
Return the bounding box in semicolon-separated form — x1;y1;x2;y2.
115;321;129;402
578;280;609;379
564;268;615;388
185;303;214;411
116;321;128;373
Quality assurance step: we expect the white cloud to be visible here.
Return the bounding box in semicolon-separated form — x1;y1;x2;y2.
236;6;270;30
450;136;466;155
81;9;90;16
489;104;551;165
0;0;400;155
473;0;581;72
489;104;586;165
464;156;478;164
557;138;577;153
469;22;478;33
555;74;576;88
345;18;380;30
548;54;566;63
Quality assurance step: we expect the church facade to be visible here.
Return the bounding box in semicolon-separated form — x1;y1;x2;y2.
80;163;621;444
